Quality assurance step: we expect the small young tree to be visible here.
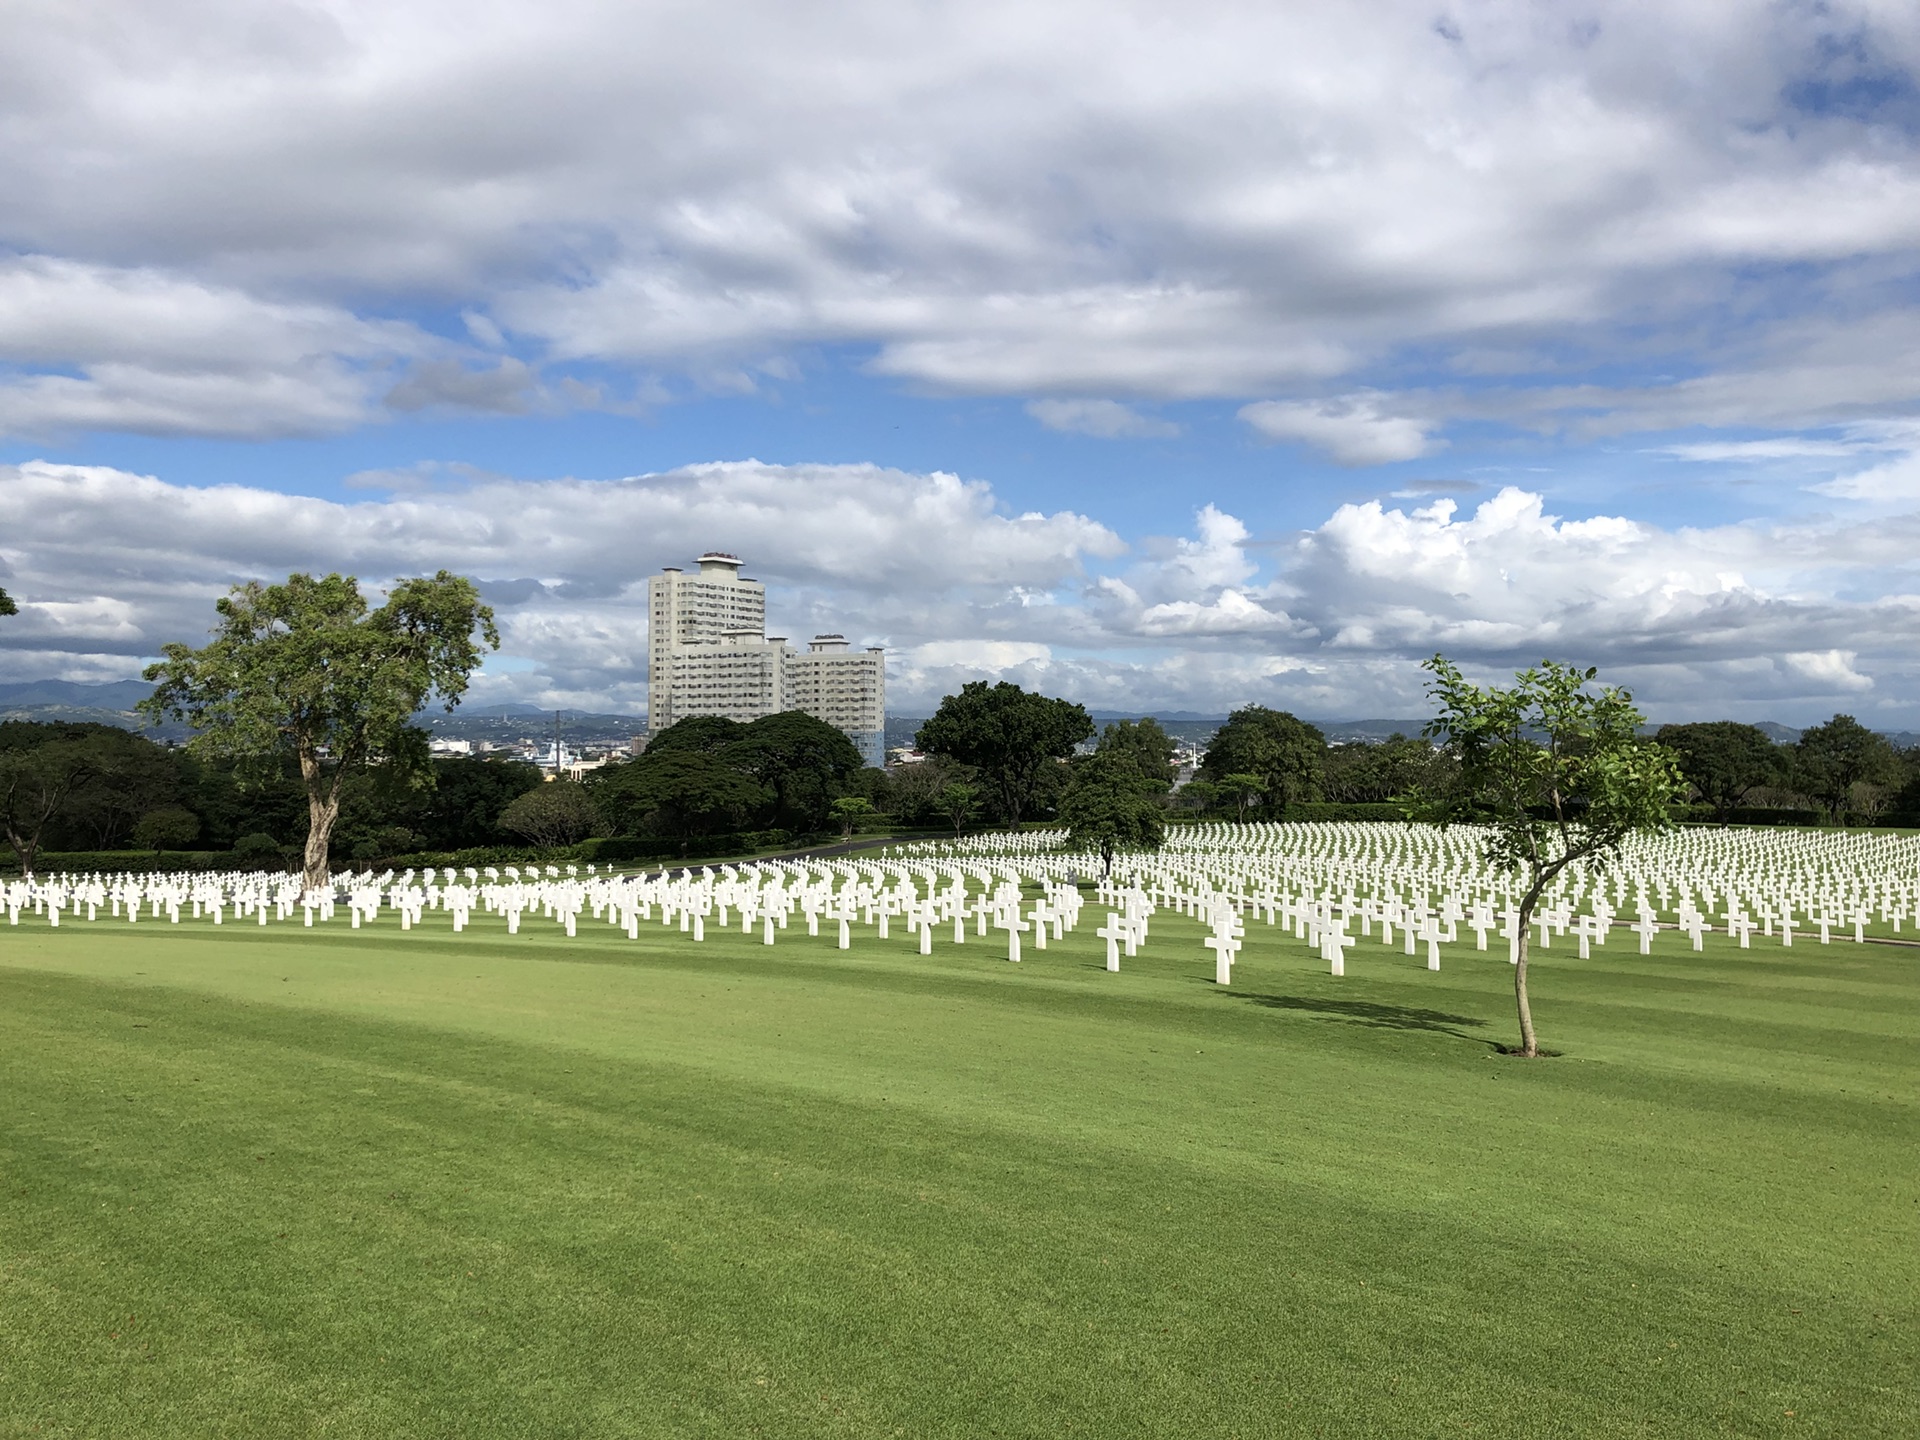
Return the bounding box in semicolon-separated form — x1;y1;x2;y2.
829;795;875;839
1218;772;1267;823
1417;656;1682;1058
140;571;498;890
938;781;978;835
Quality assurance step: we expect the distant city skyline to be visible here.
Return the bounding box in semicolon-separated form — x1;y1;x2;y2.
3;4;1919;724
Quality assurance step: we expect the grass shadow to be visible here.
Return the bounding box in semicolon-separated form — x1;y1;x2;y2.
1229;990;1497;1045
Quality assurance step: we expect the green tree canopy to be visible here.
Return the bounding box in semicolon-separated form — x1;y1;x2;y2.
1416;655;1683;1058
937;781;979;835
1321;733;1453;805
828;795;875;839
1196;706;1326;813
597;712;865;840
879;754;972;827
643;715;747;758
140;570;498;889
0;721;184;855
0;730;102;873
132;805;202;852
1096;718;1178;785
590;749;771;849
58;727;182;850
1058;749;1167;877
497;781;606;848
1794;715;1899;823
1655;721;1783;823
726;711;866;831
915;681;1093;826
1216;772;1267;823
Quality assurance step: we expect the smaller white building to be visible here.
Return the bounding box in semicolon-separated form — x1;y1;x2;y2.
784;635;887;770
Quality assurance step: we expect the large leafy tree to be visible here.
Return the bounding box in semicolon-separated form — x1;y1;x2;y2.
0;586;16;617
0;728;101;873
1059;748;1167;877
726;711;865;831
643;715;746;757
1656;721;1783;823
57;727;183;850
915;682;1093;827
590;749;770;849
1793;714;1898;823
880;753;972;826
140;571;498;889
0;721;183;855
1096;718;1178;784
1322;733;1454;805
1196;706;1326;813
497;781;606;848
1416;656;1683;1058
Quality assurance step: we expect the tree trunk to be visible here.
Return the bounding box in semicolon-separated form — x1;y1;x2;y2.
1513;896;1539;1057
303;792;338;892
6;826;34;878
298;750;340;893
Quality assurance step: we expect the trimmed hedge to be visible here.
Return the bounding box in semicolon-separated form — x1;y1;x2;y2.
1282;802;1409;822
1164;803;1410;824
12;850;286;876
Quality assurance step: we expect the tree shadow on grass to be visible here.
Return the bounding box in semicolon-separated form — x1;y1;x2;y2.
1226;990;1497;1045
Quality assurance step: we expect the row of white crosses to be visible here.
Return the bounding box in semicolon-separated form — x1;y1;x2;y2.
4;856;1100;966
913;820;1920;978
11;822;1917;988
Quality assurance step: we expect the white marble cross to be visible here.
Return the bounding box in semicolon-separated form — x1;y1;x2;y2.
997;907;1030;962
1630;914;1658;954
1417;914;1443;970
1203;930;1239;984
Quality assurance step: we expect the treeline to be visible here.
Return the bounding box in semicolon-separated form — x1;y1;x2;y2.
5;693;1915;874
1653;717;1918;826
0;719;548;872
1175;707;1920;827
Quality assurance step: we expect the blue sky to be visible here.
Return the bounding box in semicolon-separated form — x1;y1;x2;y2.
3;1;1919;724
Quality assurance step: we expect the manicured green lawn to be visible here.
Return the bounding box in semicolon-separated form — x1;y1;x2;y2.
1;902;1914;1437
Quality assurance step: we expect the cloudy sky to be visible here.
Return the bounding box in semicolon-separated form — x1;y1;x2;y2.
4;0;1919;723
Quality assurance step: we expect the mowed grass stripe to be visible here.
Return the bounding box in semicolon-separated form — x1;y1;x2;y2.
1;916;1915;1438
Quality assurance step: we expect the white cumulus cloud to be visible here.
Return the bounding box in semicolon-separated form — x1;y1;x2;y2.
3;459;1917;722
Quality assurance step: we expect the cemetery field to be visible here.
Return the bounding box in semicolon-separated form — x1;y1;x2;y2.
0;911;1914;1439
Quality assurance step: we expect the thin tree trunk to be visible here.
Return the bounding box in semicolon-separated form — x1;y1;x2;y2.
1514;895;1539;1057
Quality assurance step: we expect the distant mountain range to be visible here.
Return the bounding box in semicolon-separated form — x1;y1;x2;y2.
0;679;156;711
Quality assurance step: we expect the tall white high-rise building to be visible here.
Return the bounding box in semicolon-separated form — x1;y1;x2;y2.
646;553;887;767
